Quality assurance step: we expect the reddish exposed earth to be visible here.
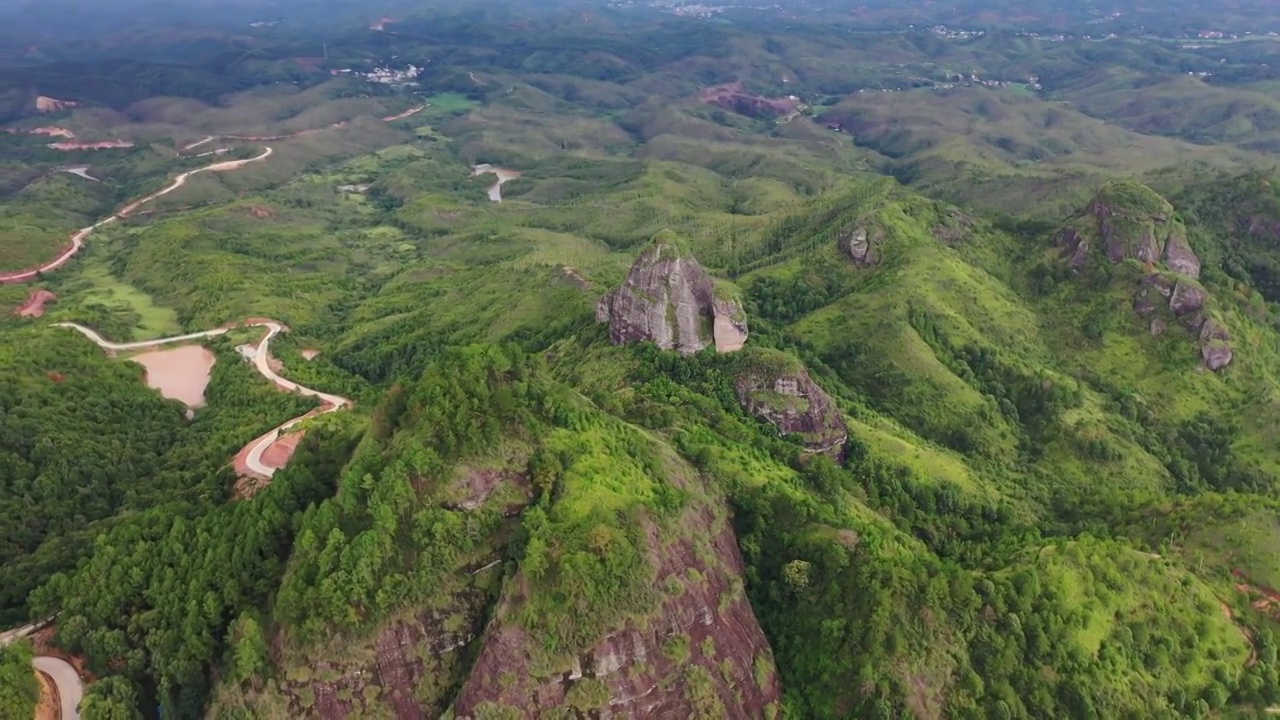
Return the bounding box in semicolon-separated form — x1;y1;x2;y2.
31;126;74;138
261;431;304;467
34;670;58;720
14;289;56;317
699;82;801;119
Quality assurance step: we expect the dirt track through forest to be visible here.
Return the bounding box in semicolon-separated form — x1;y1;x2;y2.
57;321;352;478
1;104;423;284
0;111;445;714
0;148;273;284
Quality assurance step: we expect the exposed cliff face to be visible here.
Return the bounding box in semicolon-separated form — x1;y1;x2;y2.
597;232;748;355
452;490;782;719
734;349;848;457
273;597;487;719
1059;183;1232;371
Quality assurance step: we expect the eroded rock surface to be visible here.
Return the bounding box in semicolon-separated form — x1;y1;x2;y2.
1057;181;1201;279
597;232;747;355
839;226;880;267
734;349;848;456
1199;318;1234;372
452;497;782;719
1058;182;1232;371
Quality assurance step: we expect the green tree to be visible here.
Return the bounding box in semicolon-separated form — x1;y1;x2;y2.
229;614;270;686
81;676;143;720
0;642;38;720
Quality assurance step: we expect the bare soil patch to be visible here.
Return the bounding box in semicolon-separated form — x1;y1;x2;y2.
261;431;304;468
301;348;320;360
14;290;56;317
130;345;216;408
30;126;74;138
34;670;58;720
232;474;271;501
35;96;77;113
560;266;593;289
471;164;523;202
698;82;800;119
30;626;94;681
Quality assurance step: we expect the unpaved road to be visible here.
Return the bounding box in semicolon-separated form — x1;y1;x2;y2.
57;320;351;478
34;656;82;720
0;148;273;284
0;622;82;720
235;321;350;477
4;107;424;283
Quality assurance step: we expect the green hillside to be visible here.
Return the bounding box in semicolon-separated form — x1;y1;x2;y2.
13;6;1280;720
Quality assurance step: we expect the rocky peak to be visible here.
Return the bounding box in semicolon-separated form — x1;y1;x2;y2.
1058;183;1231;371
1057;181;1201;279
734;349;848;457
596;231;748;355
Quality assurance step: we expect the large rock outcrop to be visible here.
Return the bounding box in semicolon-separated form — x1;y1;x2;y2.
597;232;748;355
1056;181;1201;279
1058;182;1232;371
735;349;848;456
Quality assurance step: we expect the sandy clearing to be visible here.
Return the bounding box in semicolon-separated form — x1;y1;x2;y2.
301;348;320;360
130;345;216;408
64;167;99;182
472;164;522;202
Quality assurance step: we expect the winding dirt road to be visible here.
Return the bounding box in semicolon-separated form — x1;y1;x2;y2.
0;622;82;720
57;320;351;478
34;656;82;720
4;105;424;284
0;148;274;285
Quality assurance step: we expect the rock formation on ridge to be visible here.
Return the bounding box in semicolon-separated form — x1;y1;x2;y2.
734;349;849;456
1057;181;1201;278
596;231;748;355
1058;182;1232;371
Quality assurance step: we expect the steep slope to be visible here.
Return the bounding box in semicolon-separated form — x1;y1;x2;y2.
733;347;848;456
212;347;782;719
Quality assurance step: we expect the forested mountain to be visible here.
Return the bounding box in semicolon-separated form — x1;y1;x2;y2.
10;2;1280;719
